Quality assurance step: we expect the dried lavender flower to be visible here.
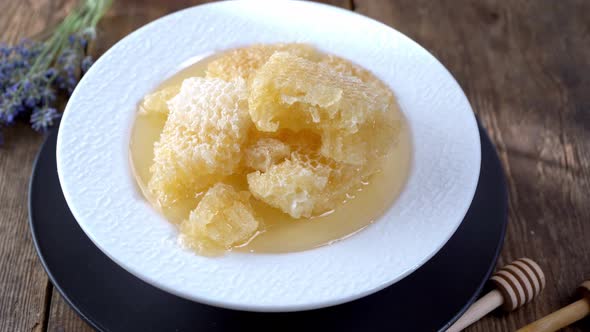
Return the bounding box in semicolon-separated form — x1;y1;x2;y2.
0;0;111;143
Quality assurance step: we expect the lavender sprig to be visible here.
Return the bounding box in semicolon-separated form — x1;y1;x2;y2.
0;0;111;144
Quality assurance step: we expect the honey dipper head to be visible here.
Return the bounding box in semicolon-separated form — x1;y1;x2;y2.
490;258;545;311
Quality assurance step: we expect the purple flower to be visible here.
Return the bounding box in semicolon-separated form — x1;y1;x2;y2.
0;0;111;144
1;100;25;125
44;68;57;79
24;96;39;108
38;86;56;103
2;29;97;142
79;37;88;49
22;79;32;91
81;56;93;73
30;106;60;132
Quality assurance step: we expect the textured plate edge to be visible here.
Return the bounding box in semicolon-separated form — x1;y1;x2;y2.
55;0;482;310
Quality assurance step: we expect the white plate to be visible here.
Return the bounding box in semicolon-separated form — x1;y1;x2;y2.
57;0;480;312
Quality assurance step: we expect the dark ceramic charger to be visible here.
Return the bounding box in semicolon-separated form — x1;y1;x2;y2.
29;121;507;332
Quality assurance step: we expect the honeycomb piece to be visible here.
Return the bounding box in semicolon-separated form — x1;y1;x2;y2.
148;77;250;206
206;43;317;82
248;52;396;165
320;55;376;84
321;109;401;166
179;183;259;252
246;150;366;218
139;85;180;115
244;138;291;172
319;54;400;162
321;55;398;122
247;155;330;218
290;152;364;213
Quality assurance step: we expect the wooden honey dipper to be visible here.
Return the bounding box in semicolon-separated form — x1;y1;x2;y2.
447;258;545;332
517;280;590;332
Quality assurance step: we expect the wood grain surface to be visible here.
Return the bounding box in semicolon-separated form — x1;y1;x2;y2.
1;1;588;331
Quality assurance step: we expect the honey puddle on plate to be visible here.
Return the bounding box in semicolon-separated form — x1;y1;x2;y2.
129;49;412;254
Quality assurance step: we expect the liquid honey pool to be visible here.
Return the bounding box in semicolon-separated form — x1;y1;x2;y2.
129;52;412;253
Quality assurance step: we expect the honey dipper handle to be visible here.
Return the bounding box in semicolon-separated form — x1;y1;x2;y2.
516;298;590;332
446;290;504;332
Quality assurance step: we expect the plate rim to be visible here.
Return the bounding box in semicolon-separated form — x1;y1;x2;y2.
55;0;482;311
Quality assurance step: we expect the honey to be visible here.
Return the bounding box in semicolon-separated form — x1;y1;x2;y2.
129;45;412;254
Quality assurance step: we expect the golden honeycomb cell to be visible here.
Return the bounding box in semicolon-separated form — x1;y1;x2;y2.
244;137;291;172
179;183;259;253
247;154;331;218
139;85;180;116
247;151;365;218
206;43;317;82
248;52;396;165
148;77;250;206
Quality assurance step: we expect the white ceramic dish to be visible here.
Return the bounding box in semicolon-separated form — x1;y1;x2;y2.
56;0;480;312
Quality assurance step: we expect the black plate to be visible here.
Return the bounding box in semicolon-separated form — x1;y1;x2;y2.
29;122;507;332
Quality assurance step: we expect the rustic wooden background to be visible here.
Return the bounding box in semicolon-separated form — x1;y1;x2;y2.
1;0;588;331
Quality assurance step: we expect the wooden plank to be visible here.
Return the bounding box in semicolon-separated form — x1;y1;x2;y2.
47;292;93;332
355;1;590;331
0;1;77;331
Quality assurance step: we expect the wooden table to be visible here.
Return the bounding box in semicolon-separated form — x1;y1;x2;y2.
1;1;588;331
